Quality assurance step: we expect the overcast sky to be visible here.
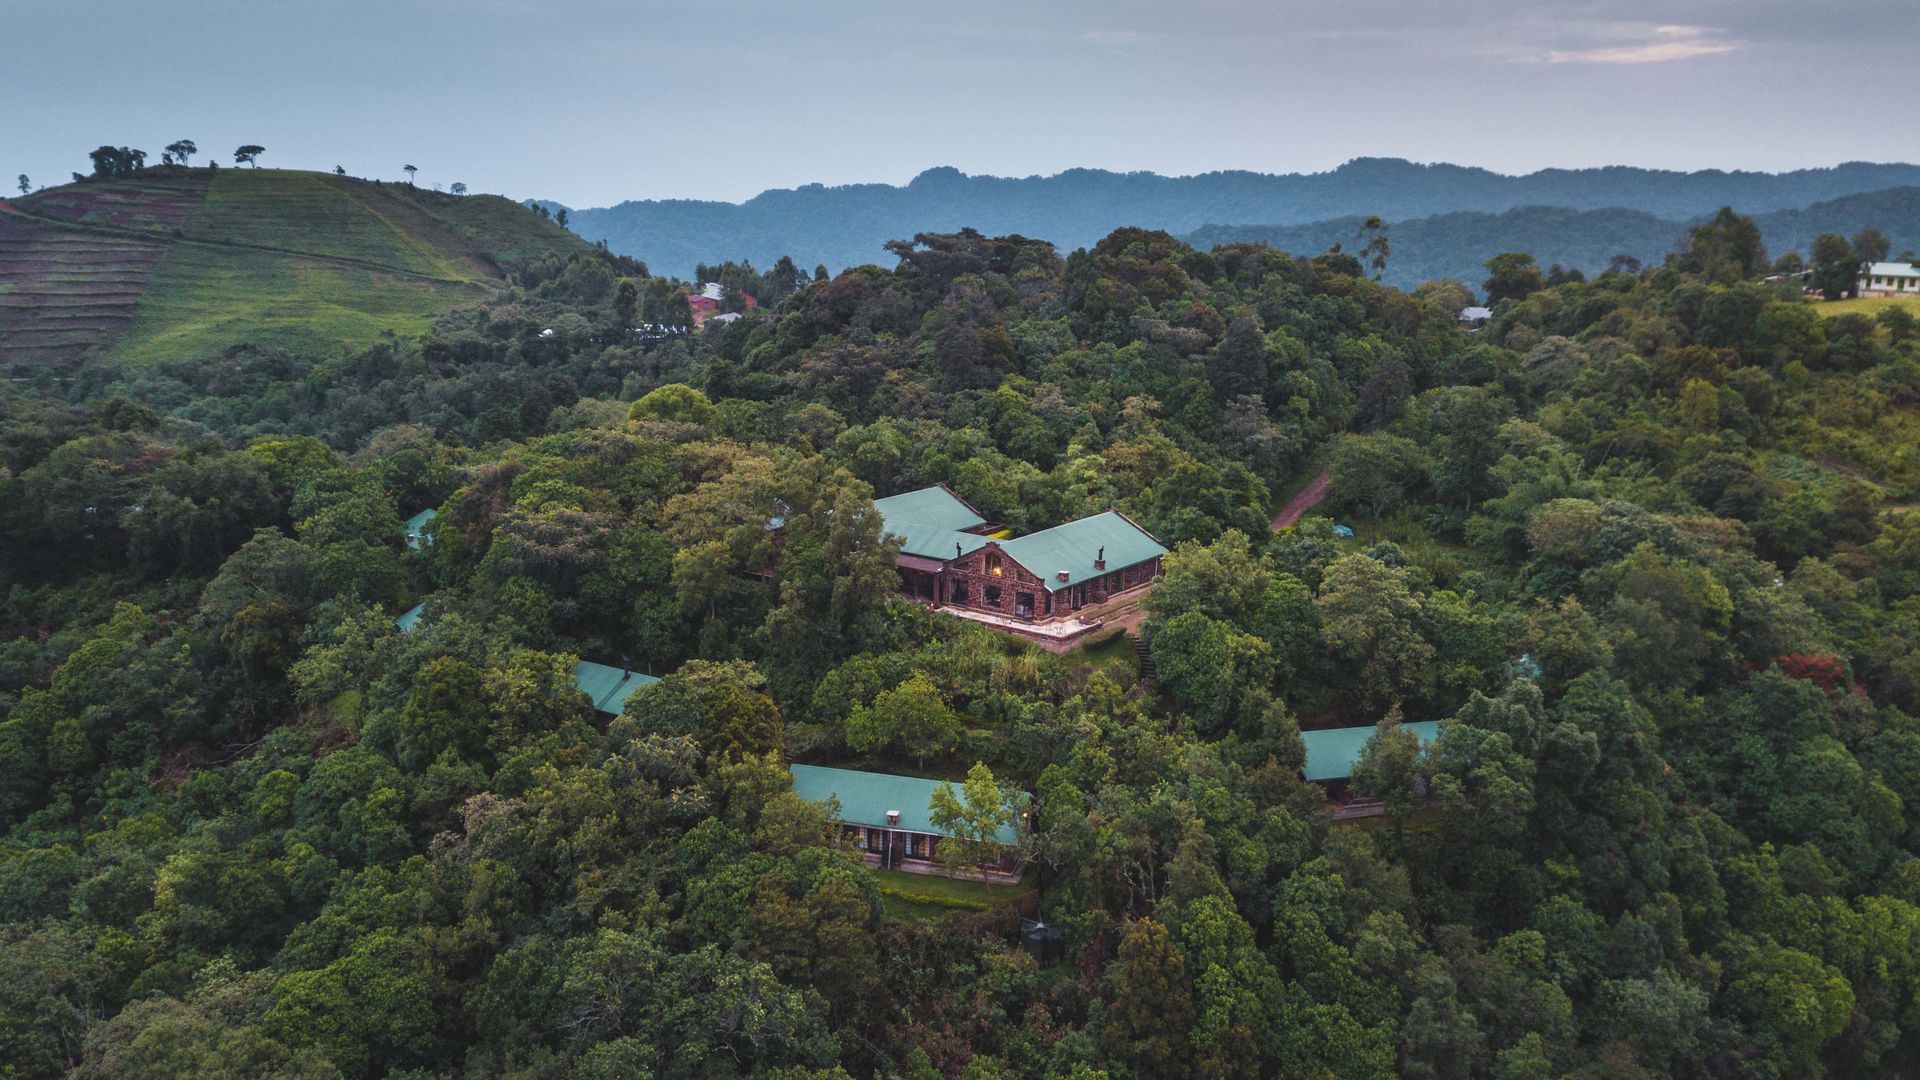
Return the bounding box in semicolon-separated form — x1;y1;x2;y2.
6;0;1917;207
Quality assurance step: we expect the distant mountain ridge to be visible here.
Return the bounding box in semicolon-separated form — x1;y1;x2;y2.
558;158;1920;277
1187;187;1920;290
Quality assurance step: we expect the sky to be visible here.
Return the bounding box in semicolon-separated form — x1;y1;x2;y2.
6;0;1918;208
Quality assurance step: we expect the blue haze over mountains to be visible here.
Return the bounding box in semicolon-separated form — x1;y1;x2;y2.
554;158;1920;290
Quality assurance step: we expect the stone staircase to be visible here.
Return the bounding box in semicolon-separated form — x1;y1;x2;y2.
1132;634;1156;688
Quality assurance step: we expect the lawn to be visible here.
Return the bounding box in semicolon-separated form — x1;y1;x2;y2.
1064;628;1136;672
1814;294;1920;319
873;867;1036;922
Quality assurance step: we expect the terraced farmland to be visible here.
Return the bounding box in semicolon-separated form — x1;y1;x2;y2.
0;207;172;364
0;169;587;365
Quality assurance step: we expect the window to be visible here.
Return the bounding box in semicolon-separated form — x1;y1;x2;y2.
951;580;968;604
984;585;1001;607
986;552;1004;576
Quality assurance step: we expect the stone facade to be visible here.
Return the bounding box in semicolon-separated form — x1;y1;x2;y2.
932;540;1162;624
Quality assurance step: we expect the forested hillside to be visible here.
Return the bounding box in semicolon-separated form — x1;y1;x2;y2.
1189;188;1920;290
7;208;1920;1077
559;159;1920;276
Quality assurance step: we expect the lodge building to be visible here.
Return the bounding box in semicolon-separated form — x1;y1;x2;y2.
789;763;1025;882
874;486;1167;642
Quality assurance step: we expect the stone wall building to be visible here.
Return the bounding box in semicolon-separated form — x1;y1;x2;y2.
873;486;1167;642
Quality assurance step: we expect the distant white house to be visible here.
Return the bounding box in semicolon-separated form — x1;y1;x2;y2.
1860;262;1920;296
1458;305;1493;330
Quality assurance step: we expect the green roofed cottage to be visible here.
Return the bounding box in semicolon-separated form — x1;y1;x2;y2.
1301;721;1441;813
395;602;425;633
790;763;1025;882
404;508;437;550
574;659;659;716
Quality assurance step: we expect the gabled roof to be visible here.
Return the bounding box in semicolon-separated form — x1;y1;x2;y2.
404;508;437;550
875;485;985;532
395;603;425;633
1300;721;1441;782
1867;262;1920;278
574;660;660;715
998;511;1166;593
875;485;992;560
789;763;1021;844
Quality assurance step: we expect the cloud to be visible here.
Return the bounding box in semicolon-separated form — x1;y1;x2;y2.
1547;24;1738;65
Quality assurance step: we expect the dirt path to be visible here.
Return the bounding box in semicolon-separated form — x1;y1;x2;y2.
1271;470;1332;531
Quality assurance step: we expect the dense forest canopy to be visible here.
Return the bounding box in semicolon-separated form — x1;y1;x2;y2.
1189;188;1920;290
7;194;1920;1078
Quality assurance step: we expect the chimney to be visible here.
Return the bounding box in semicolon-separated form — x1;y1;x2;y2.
1057;570;1071;582
956;542;963;559
886;810;901;827
1094;546;1106;570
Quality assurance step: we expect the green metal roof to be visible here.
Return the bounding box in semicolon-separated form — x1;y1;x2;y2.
998;511;1167;593
1301;721;1441;782
875;486;993;561
875;486;985;532
574;660;660;714
404;508;437;550
395;603;425;633
789;763;1021;844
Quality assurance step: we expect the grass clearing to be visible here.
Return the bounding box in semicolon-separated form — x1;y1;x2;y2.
115;244;479;363
1814;294;1920;319
873;868;1035;922
1065;628;1136;672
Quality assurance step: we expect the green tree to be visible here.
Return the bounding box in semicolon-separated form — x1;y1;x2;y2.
1315;555;1435;709
844;671;960;766
402;164;417;185
1677;206;1768;283
630;382;717;426
164;139;197;167
1328;431;1430;525
1483;252;1545;304
1351;710;1425;840
929;761;1019;884
1105;918;1195;1075
1811;232;1858;300
234;144;265;167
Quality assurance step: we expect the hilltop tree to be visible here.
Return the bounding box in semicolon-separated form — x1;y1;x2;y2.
1483;252;1545;304
1677;206;1768;283
14;174;27;196
556;208;570;228
234;144;265;167
333;165;346;176
164;139;197;168
402;164;417;185
1811;232;1858;300
86;146;147;180
1356;214;1390;279
1853;226;1891;267
450;181;467;196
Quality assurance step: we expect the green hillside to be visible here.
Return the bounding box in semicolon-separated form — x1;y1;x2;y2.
0;168;590;364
